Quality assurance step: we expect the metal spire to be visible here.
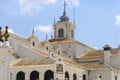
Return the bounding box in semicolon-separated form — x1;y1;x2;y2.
59;0;69;22
63;0;67;16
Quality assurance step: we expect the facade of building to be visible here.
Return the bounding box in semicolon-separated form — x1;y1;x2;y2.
0;2;120;80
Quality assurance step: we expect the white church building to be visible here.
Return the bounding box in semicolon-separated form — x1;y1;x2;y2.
0;2;120;80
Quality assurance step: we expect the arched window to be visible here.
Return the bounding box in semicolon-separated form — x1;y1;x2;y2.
32;41;35;47
44;70;54;80
73;73;77;80
46;46;49;51
58;29;64;38
30;71;39;80
16;71;25;80
71;30;74;38
83;74;86;80
65;71;69;80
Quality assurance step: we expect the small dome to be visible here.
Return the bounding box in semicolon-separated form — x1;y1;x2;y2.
59;13;69;22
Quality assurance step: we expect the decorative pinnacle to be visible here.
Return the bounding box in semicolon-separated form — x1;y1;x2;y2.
0;27;3;42
3;26;10;41
32;28;34;35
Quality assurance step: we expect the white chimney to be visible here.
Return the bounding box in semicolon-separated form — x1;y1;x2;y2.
103;44;111;65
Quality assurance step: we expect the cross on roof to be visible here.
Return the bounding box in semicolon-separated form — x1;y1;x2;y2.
63;0;67;15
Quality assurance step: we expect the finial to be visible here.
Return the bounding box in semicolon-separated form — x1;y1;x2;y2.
63;0;67;16
58;0;69;22
3;26;10;41
32;28;34;35
54;18;56;23
0;27;3;42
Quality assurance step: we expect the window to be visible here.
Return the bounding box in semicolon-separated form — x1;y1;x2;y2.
69;54;71;58
58;29;64;38
65;71;69;80
83;74;86;80
115;76;117;80
73;73;77;80
58;50;60;55
30;71;39;80
44;70;54;80
46;46;48;51
99;75;102;79
32;41;35;47
16;71;25;80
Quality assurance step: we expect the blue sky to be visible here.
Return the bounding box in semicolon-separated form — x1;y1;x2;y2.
0;0;120;49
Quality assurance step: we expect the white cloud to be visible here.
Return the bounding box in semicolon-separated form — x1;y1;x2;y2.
115;15;120;26
34;25;52;33
8;29;14;34
93;46;100;50
18;0;80;15
1;0;79;15
66;0;80;7
18;0;56;15
3;28;15;34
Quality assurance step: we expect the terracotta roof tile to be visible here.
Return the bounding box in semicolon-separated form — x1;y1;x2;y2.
11;58;55;66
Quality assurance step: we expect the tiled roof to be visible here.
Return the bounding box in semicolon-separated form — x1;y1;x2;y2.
19;45;48;57
79;62;111;70
47;38;95;50
32;48;48;56
49;38;75;43
78;49;118;58
9;33;30;44
11;58;55;66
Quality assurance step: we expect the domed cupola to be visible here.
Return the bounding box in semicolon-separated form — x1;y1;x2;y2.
53;1;76;39
59;13;69;22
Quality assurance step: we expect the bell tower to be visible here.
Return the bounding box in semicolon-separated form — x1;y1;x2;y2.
53;1;76;39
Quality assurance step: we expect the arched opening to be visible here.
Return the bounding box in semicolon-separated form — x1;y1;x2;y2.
44;70;54;80
73;73;77;80
46;46;49;51
65;71;69;80
30;71;39;80
58;29;64;38
16;71;25;80
32;41;35;47
83;74;86;80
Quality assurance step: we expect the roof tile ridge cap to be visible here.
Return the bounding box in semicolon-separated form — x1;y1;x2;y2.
103;63;115;69
10;32;28;41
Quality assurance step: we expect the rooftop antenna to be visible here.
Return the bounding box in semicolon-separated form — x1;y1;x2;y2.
73;8;76;25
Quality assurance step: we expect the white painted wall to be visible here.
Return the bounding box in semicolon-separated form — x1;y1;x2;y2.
0;48;15;80
9;65;54;80
89;70;111;80
110;49;120;70
104;50;111;65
